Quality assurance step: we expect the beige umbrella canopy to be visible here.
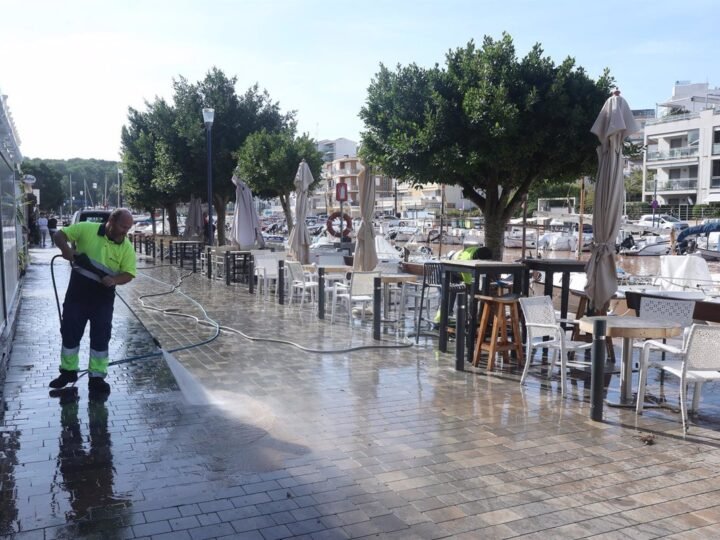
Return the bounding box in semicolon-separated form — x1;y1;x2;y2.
584;91;638;310
353;165;379;271
183;195;204;239
229;175;265;248
288;160;313;264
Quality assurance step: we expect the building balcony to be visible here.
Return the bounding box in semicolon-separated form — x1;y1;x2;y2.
647;178;698;192
645;112;700;126
646;146;699;161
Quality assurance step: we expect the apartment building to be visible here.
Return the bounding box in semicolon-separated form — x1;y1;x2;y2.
643;82;720;206
317;138;357;163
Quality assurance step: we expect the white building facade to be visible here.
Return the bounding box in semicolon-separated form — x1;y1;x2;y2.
643;83;720;206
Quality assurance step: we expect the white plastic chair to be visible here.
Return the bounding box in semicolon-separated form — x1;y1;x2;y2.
331;271;380;326
636;324;720;432
253;252;285;297
518;296;593;397
285;261;318;306
633;296;696;354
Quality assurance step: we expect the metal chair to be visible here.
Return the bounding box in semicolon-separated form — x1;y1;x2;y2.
518;296;593;397
406;262;442;343
636;324;720;432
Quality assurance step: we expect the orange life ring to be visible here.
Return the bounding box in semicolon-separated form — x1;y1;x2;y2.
326;212;353;238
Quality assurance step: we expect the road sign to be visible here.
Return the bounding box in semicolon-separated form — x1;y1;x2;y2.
650;200;659;209
336;182;348;202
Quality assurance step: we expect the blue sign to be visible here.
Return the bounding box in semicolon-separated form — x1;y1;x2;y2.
650;200;659;209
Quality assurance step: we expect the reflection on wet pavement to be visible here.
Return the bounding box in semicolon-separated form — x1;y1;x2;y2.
3;248;720;539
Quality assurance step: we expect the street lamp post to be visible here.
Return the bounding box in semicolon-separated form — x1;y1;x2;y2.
393;179;398;217
202;107;215;246
117;168;123;208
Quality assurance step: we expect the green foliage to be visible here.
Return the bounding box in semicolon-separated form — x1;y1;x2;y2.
19;160;65;211
121;67;294;243
236;130;323;231
19;158;119;213
624;169;644;202
360;33;612;256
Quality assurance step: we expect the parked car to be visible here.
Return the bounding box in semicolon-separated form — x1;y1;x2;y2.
70;209;112;225
636;214;689;231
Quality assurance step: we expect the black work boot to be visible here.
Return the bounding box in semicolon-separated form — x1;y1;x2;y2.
88;376;111;396
49;369;78;389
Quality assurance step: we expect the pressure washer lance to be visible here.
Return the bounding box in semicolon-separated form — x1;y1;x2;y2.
50;254;216;404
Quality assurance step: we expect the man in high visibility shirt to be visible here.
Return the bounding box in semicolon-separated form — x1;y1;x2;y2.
49;209;136;396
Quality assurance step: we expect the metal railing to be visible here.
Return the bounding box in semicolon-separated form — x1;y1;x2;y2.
646;146;699;161
645;112;700;125
647;178;698;191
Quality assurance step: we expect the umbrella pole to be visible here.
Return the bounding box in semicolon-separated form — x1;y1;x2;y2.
438;184;445;259
521;194;528;260
577;177;586;261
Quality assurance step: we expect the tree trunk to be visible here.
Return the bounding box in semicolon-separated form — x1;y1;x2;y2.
166;203;178;236
214;194;227;245
482;202;509;261
280;193;293;235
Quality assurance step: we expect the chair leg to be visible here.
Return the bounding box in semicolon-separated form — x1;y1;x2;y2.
636;348;650;415
520;337;533;385
486;306;501;372
473;302;491;367
680;376;689;432
415;286;426;344
691;381;703;413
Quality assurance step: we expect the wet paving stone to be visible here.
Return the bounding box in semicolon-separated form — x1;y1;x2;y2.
2;248;720;538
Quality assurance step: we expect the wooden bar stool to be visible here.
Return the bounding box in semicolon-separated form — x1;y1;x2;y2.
473;294;524;371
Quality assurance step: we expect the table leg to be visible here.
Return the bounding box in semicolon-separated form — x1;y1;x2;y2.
620;337;633;404
439;270;451;352
606;336;635;408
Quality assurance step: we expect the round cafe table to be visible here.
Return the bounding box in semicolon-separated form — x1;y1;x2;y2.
578;316;682;407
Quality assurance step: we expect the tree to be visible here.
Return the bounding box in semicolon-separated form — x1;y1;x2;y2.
172;68;293;244
19;160;65;212
360;33;612;257
236;130;323;232
121;99;187;235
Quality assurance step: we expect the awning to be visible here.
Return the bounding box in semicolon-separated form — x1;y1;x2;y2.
705;193;720;204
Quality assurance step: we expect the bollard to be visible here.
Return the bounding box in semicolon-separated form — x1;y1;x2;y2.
278;260;285;305
455;286;466;371
169;241;174;264
206;247;212;279
248;258;254;294
160;239;164;261
318;268;325;319
152;238;156;259
591;319;607;421
225;251;231;286
373;276;382;340
192;245;197;273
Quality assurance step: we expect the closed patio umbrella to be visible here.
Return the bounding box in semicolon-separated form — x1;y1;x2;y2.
584;91;638;310
229;175;265;248
184;195;204;239
288;160;313;264
353;166;378;271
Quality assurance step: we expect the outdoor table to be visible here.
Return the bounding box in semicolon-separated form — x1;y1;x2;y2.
170;240;204;270
309;265;352;319
578;316;682;407
438;260;526;362
523;258;586;322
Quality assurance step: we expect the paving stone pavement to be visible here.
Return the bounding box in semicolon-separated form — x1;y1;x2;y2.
2;247;720;539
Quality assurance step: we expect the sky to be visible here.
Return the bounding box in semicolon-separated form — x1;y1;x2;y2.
1;0;718;162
